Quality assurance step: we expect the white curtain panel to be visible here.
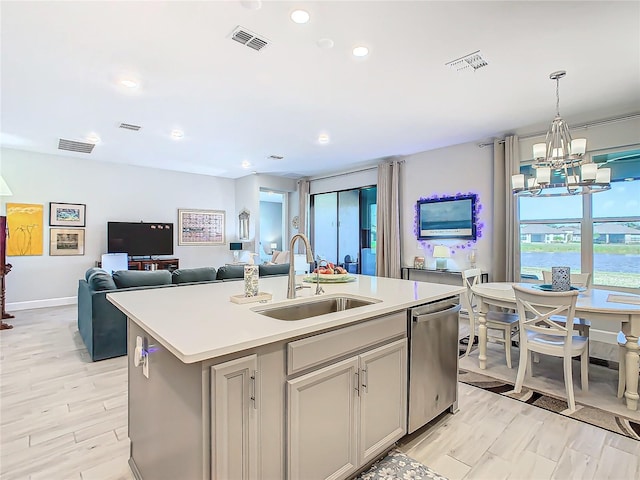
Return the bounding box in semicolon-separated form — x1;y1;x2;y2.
376;160;402;278
492;136;520;282
296;178;310;254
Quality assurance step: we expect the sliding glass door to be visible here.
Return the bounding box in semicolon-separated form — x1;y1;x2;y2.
310;186;377;275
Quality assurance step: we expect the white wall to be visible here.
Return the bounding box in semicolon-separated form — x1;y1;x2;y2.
1;148;235;308
401;142;495;275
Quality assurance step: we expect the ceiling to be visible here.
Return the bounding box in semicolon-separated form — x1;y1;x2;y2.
1;1;639;180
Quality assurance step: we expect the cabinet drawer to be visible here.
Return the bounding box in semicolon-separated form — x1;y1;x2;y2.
287;311;406;375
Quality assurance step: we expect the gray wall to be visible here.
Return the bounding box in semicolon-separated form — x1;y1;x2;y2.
1;148;235;308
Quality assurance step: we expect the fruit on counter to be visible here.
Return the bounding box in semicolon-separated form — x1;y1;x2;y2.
312;265;348;274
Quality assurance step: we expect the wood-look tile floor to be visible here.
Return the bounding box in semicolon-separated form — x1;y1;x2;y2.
1;306;638;480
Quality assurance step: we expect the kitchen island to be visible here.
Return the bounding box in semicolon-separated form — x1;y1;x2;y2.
108;274;464;480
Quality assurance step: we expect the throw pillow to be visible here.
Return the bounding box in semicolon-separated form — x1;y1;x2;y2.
85;267;107;282
88;271;117;291
275;251;290;264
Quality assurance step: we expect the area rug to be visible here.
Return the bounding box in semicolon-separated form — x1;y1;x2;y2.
459;368;640;441
355;449;447;480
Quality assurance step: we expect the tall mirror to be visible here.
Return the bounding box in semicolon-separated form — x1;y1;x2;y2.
239;209;250;240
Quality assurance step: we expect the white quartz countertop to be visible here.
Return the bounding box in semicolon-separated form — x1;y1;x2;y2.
107;275;465;363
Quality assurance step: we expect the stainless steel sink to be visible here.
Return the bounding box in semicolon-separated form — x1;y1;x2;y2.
253;295;380;321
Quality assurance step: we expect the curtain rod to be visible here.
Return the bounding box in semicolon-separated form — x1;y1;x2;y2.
477;112;640;148
310;159;407;182
308;165;378;182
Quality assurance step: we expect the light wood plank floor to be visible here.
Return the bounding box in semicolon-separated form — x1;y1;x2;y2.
1;306;638;480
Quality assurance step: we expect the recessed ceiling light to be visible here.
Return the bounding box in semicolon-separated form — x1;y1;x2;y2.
170;129;184;139
317;38;334;49
240;0;262;10
352;46;369;57
120;79;139;89
291;10;310;24
242;160;251;169
86;133;101;144
318;133;330;144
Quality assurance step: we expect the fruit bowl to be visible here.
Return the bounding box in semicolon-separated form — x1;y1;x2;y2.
303;273;355;283
314;273;350;280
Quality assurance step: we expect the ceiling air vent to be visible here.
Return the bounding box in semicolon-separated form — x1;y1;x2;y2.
230;26;270;51
58;138;95;154
445;50;488;72
119;122;142;131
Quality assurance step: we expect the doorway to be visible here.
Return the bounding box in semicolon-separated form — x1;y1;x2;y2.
259;190;286;264
310;186;377;275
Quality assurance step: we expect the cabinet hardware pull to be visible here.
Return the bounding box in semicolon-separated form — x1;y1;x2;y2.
250;371;257;409
354;371;360;396
361;367;368;393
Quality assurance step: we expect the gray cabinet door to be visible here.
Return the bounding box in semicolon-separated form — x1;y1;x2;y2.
287;357;360;480
211;354;258;480
359;339;408;465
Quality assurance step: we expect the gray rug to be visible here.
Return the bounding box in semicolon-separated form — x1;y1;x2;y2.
459;368;640;441
355;449;448;480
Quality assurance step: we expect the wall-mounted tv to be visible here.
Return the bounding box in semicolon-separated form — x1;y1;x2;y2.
107;222;174;257
417;194;477;240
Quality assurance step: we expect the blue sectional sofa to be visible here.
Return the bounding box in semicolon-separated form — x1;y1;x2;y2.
77;264;288;361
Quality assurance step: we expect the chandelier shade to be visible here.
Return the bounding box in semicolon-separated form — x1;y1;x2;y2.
512;71;611;197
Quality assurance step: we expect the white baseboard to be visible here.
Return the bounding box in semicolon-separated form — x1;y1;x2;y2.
6;296;77;312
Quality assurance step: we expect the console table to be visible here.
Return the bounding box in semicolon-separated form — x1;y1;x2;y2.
401;267;488;286
97;258;179;272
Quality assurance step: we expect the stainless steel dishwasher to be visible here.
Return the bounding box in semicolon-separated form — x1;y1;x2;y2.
407;296;461;433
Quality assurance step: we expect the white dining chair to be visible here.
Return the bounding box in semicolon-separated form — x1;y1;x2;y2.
461;268;519;368
541;270;592;337
512;284;589;412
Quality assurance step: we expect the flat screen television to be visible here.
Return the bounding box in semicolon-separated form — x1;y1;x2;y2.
417;194;477;240
107;222;174;257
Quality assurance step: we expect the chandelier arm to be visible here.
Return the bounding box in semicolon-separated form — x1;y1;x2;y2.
556;75;561;117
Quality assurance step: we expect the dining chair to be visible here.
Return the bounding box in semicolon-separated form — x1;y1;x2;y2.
461;268;519;368
541;270;592;337
512;284;588;412
616;332;640;399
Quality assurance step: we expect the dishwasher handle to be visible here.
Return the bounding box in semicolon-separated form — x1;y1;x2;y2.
412;304;461;323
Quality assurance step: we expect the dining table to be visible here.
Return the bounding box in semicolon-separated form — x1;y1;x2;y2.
471;282;640;411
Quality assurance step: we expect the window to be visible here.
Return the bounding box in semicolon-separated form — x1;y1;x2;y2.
591;177;640;288
518;147;640;289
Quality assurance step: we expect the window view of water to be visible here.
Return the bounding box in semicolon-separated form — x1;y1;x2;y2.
522;252;639;274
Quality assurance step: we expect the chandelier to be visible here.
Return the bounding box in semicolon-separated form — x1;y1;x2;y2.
512;70;611;197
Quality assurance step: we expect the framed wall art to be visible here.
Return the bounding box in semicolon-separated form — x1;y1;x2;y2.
178;209;225;245
6;203;44;256
50;228;85;256
49;202;86;227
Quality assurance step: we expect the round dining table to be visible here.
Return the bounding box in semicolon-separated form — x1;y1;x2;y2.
471;282;640;411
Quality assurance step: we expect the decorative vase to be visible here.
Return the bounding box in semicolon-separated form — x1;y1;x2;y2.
244;265;259;297
551;266;571;291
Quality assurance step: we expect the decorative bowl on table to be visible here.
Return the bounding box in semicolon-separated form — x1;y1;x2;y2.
533;284;586;293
